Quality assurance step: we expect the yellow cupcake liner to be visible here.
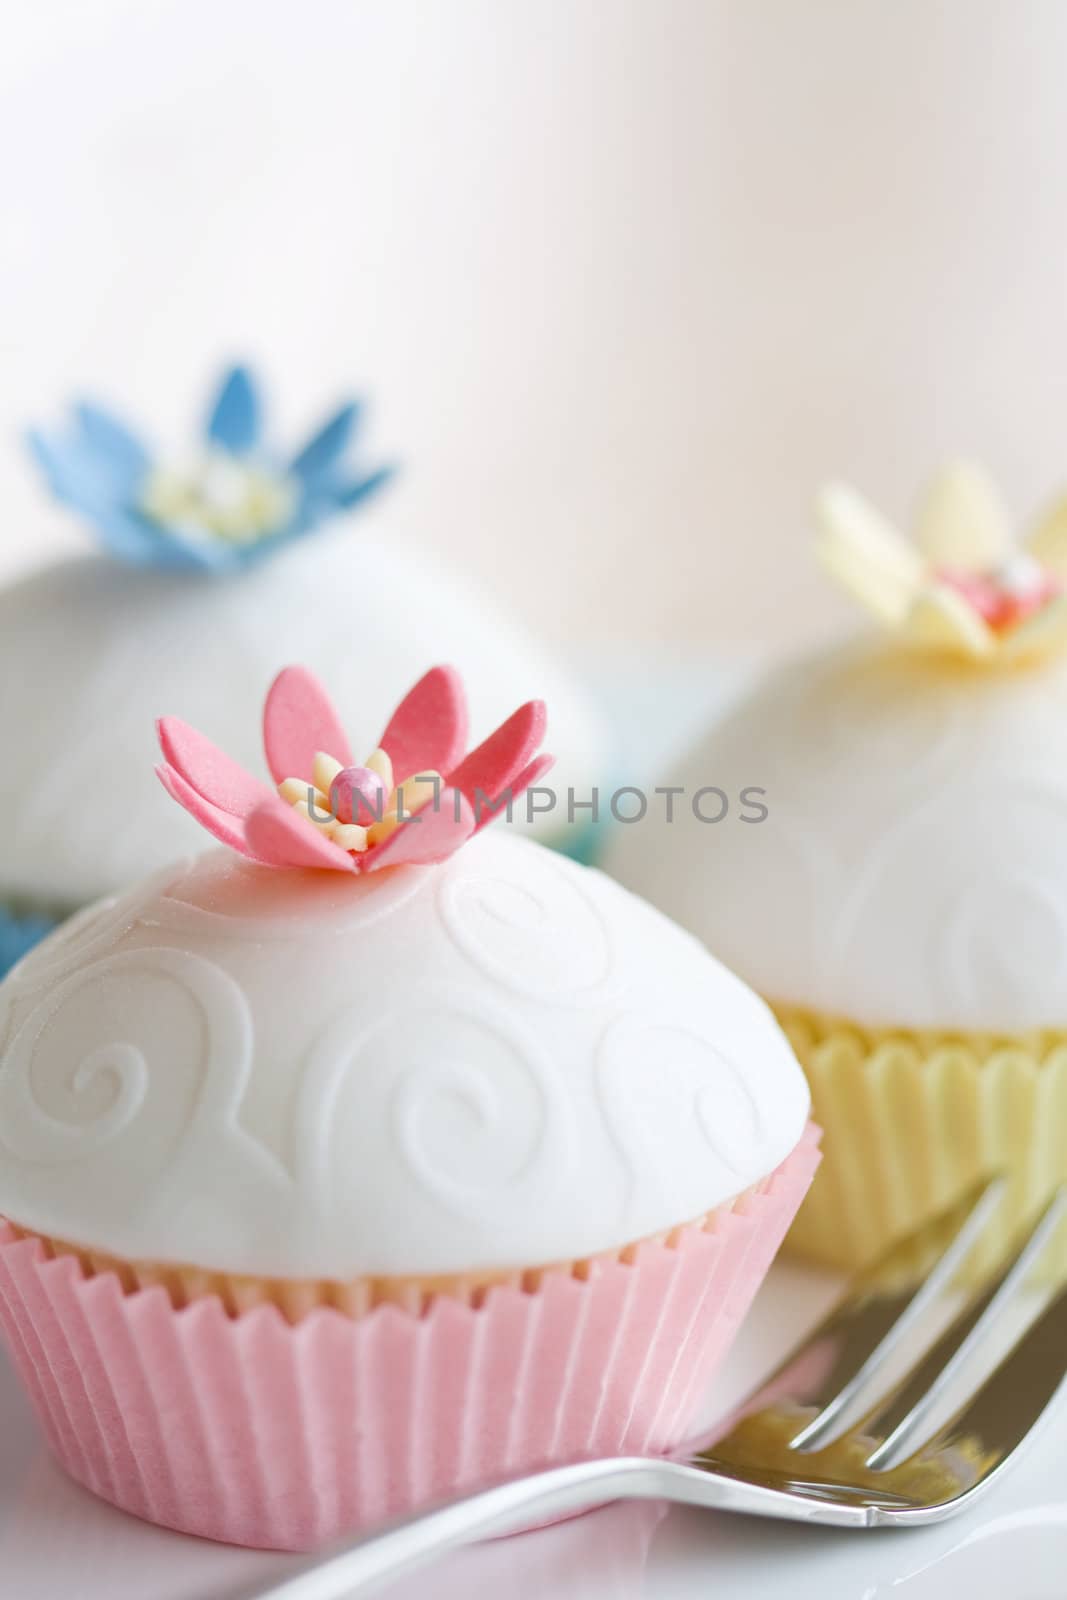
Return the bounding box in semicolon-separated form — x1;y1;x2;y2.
774;1005;1067;1280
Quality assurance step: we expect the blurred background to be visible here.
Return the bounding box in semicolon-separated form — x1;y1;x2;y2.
4;0;1067;655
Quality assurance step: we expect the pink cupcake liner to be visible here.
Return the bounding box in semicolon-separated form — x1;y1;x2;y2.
0;1125;819;1551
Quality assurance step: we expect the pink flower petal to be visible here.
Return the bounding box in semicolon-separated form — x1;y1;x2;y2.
361;788;476;870
155;764;263;861
378;665;468;784
447;700;547;810
243;795;358;873
471;751;556;833
263;666;353;786
156;718;273;819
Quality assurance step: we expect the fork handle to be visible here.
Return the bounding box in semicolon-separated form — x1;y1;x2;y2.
241;1458;666;1600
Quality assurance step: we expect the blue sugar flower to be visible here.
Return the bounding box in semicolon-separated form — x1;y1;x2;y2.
28;365;395;573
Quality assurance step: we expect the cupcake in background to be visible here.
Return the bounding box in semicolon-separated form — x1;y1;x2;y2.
606;463;1067;1278
0;364;609;972
0;663;815;1549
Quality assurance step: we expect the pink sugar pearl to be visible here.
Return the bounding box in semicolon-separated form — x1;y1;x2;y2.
330;765;388;825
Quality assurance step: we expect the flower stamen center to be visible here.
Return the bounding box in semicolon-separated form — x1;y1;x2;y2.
141;450;296;545
278;748;443;855
936;555;1062;633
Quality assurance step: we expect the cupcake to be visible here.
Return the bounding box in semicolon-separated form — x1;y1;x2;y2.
606;462;1067;1277
0;665;816;1550
0;365;609;973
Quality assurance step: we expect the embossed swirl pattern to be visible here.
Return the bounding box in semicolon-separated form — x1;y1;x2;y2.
596;1014;769;1210
438;852;613;999
296;993;573;1226
822;782;1067;1025
0;948;253;1171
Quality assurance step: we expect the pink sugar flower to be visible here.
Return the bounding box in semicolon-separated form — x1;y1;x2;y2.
156;665;554;874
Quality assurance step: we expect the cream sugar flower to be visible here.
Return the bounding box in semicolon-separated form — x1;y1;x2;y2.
816;461;1067;663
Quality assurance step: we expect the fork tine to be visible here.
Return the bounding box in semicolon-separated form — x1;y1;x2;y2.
785;1176;1005;1453
863;1185;1067;1471
889;1278;1067;1511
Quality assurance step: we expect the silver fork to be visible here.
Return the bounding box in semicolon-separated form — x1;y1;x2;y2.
246;1178;1067;1600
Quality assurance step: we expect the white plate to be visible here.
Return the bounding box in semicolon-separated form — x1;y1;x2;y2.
1;1257;1064;1600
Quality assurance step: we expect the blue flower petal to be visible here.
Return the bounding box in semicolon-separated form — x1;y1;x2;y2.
30;370;392;576
29;427;231;568
205;365;260;453
276;466;393;552
150;519;293;574
290;401;361;485
165;536;251;573
27;427;134;513
74;400;150;485
335;466;396;508
90;506;186;566
26;427;76;502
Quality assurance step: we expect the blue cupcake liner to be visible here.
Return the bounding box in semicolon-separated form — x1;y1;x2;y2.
0;903;65;979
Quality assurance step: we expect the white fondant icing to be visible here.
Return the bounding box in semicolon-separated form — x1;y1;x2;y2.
0;518;608;903
0;833;809;1277
605;638;1067;1032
